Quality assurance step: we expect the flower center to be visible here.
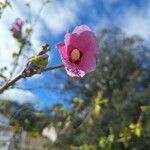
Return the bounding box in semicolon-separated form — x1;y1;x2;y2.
70;49;82;64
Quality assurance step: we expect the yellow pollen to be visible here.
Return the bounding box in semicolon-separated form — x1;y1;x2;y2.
70;49;81;61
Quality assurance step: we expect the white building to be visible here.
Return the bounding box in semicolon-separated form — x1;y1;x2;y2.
0;113;13;150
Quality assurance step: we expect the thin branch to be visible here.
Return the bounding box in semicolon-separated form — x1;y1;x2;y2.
42;64;64;72
29;1;50;42
9;1;50;78
9;43;25;77
0;64;64;94
0;72;23;94
137;108;145;124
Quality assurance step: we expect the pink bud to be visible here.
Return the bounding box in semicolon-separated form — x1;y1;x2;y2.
11;18;24;33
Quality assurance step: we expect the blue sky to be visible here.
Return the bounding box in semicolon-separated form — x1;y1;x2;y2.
0;0;150;107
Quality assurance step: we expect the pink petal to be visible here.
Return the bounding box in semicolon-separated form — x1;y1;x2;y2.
56;42;67;59
64;32;78;54
72;25;92;35
56;42;77;68
16;18;24;26
66;67;85;77
77;31;99;55
77;52;97;73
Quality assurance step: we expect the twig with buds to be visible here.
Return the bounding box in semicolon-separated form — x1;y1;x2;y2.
0;44;64;94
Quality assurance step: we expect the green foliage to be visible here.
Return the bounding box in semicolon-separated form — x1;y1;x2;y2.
0;1;11;9
99;133;114;150
24;26;32;35
29;55;48;71
80;144;97;150
72;97;84;108
59;27;150;149
129;123;142;137
0;27;149;149
12;52;19;58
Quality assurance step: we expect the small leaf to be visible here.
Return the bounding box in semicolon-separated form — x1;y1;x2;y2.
141;105;150;111
12;52;19;58
25;27;32;34
129;123;142;137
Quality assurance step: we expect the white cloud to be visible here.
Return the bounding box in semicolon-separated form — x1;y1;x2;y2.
93;1;150;43
0;0;46;77
1;0;149;104
1;0;150;74
0;0;81;103
31;0;92;36
40;0;78;35
0;88;37;103
0;0;92;76
0;8;20;77
0;0;6;2
122;4;150;40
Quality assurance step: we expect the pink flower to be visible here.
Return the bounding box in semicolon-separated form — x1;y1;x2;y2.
56;25;99;77
11;18;24;33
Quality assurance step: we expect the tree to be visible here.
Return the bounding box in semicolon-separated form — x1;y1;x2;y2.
49;27;150;149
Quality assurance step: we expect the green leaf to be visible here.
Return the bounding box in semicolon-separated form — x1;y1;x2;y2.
129;123;142;137
141;105;150;111
12;52;19;58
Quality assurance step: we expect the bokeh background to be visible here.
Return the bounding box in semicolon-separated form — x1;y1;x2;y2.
0;0;150;149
